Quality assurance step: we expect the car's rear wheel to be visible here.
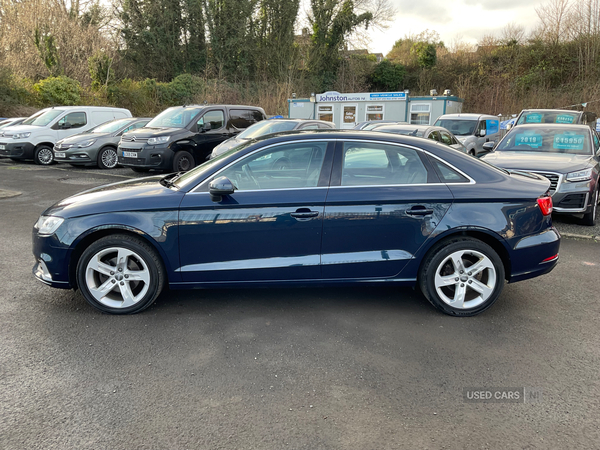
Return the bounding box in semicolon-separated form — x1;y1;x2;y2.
97;146;118;169
419;237;505;316
76;234;164;314
34;145;54;165
173;151;195;172
581;188;598;226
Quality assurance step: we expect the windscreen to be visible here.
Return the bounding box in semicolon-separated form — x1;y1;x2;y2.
237;121;298;139
516;111;580;125
434;119;477;136
146;107;203;128
497;127;592;155
88;118;133;134
22;109;62;126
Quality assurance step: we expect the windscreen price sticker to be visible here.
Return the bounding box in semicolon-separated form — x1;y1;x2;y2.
515;133;542;148
554;134;585;150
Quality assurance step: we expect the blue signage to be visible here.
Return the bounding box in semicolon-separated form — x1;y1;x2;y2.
515;132;543;148
486;120;499;135
525;113;543;123
553;133;585;150
556;114;575;124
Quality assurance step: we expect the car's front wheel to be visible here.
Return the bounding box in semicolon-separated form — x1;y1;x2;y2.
419;237;505;316
76;234;164;314
34;145;54;165
97;146;119;169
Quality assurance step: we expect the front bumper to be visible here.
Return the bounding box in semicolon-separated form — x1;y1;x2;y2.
54;146;97;165
117;143;172;170
529;171;595;214
32;229;72;289
0;141;35;160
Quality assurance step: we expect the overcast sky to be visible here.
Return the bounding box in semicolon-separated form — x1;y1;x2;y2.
367;0;552;55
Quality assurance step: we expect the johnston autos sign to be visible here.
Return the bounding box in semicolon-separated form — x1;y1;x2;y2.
315;92;407;102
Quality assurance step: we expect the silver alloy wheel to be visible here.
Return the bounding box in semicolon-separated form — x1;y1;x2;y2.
37;147;53;164
101;148;118;168
433;249;497;309
84;246;150;309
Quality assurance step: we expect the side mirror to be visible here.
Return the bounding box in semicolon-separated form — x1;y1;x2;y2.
482;141;495;152
478;129;486;137
61;122;72;130
209;176;235;202
202;122;212;132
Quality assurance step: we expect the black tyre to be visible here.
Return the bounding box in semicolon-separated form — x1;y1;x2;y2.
131;167;150;173
419;237;505;316
581;188;598;226
34;145;54;165
76;234;165;314
97;146;119;169
172;151;195;172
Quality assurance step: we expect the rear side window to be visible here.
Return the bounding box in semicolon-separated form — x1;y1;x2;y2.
230;109;263;129
341;142;429;186
439;131;453;146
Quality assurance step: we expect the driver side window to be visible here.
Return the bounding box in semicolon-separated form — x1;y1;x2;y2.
57;112;87;129
217;142;328;191
197;110;225;130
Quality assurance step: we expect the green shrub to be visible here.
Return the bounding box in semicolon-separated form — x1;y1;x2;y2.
33;76;82;105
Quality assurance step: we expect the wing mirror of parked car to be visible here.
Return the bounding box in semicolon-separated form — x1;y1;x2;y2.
209;176;235;202
478;129;487;137
482;141;495;153
201;122;212;132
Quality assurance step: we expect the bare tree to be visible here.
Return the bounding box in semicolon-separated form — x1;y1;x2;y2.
535;0;572;44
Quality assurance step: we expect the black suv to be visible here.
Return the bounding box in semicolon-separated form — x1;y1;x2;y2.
118;105;267;172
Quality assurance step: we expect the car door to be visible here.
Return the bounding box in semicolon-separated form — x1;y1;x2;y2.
192;109;229;160
53;111;88;140
321;140;454;279
177;140;334;283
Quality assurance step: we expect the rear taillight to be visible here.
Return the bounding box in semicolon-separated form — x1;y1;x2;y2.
537;196;553;216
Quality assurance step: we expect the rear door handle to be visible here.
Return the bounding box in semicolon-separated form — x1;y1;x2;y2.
291;209;319;220
406;206;433;216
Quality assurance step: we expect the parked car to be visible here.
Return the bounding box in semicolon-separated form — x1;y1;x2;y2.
354;120;407;130
513;109;597;128
373;124;467;153
54;118;151;169
434;113;500;156
210;118;335;159
482;123;599;225
33;130;559;316
0;117;26;130
0;106;132;165
117;104;267;173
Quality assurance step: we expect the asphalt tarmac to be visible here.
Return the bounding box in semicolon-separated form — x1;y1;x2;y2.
1;160;599;449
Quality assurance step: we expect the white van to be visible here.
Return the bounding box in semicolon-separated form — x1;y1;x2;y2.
0;106;131;165
434;113;500;156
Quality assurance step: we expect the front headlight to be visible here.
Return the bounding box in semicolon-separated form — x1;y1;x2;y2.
148;136;170;145
566;168;592;182
13;132;31;139
35;216;64;236
76;139;96;148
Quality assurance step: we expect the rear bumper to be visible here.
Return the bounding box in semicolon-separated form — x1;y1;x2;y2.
0;141;35;160
509;227;561;283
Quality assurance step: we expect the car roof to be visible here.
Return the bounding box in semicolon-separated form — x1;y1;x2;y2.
437;113;495;120
508;123;591;131
373;124;431;131
519;109;582;114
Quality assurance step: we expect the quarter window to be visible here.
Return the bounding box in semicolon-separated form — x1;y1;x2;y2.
217;142;328;191
341;142;429;186
430;159;469;183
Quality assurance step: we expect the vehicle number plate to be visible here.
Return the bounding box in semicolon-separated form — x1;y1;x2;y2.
0;144;5;150
54;152;66;158
122;151;137;158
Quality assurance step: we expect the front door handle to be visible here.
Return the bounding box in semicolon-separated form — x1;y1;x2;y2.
406;206;433;216
291;208;319;221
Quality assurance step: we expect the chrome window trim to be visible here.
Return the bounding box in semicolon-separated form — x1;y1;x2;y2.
188;138;477;193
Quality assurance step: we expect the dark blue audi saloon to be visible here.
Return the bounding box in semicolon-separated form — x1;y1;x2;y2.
33;130;560;316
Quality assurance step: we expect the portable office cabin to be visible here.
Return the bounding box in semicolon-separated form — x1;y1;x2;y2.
288;91;463;128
